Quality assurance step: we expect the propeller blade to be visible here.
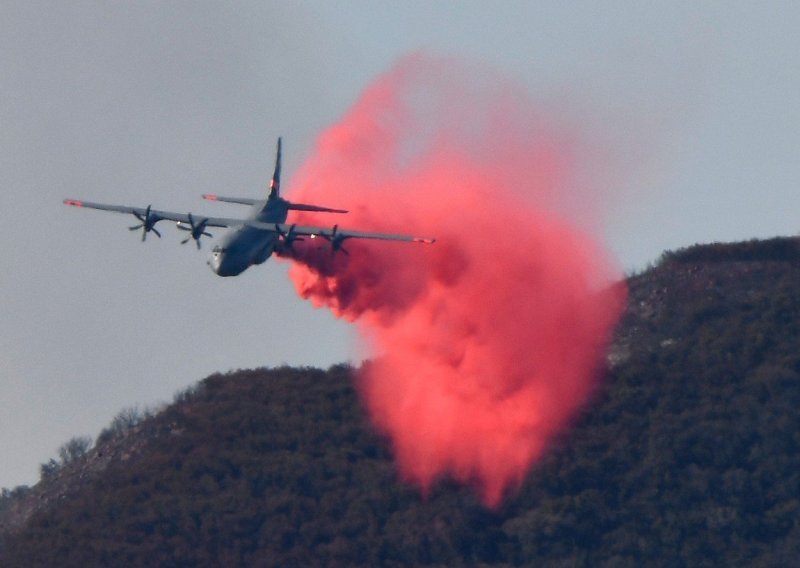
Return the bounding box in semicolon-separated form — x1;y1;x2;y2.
178;214;212;249
320;224;350;255
130;204;161;242
330;244;350;256
274;223;304;253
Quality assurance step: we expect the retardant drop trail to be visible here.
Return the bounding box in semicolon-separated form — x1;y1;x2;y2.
279;53;627;507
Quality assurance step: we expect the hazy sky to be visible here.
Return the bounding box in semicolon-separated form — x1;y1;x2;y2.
2;2;798;489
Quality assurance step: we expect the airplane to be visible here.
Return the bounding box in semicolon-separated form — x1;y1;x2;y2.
64;138;435;276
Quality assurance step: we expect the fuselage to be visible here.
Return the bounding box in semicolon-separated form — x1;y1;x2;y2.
208;196;290;277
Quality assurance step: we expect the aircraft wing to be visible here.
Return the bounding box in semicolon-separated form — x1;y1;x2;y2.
253;222;436;244
63;199;249;229
63;199;435;244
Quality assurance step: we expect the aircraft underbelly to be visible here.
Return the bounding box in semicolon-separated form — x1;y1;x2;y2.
217;227;277;275
253;240;276;264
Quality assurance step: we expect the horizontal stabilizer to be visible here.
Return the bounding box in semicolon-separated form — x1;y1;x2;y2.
202;195;259;206
287;202;348;214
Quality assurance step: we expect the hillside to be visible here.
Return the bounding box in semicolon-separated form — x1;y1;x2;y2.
2;238;800;566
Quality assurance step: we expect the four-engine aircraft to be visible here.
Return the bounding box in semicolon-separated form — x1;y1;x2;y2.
64;138;435;276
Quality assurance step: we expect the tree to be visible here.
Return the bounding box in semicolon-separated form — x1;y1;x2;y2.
57;436;92;465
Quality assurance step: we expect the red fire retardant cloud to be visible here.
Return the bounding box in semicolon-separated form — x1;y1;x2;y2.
281;54;627;507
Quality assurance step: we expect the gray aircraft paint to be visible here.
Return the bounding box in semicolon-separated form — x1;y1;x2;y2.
65;138;434;277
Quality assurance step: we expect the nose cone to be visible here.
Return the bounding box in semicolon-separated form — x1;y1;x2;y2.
207;252;231;276
209;253;245;277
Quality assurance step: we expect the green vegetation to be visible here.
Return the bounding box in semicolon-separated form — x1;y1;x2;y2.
1;239;799;566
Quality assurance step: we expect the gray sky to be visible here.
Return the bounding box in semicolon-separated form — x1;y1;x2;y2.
2;2;798;489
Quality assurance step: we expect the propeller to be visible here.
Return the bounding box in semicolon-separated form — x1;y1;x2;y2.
128;205;161;241
274;223;304;254
178;213;213;249
320;224;350;256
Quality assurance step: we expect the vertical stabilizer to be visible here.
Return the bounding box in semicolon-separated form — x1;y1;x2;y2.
268;137;282;198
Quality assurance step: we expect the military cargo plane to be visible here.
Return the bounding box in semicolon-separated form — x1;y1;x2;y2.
64;138;435;276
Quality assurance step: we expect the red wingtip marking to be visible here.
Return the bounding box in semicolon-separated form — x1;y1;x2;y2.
63;199;83;207
414;237;436;244
203;194;218;201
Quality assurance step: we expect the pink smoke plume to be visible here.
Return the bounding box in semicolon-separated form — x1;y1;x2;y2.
281;54;626;507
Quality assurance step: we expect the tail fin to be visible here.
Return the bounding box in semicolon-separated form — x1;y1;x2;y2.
268;137;282;199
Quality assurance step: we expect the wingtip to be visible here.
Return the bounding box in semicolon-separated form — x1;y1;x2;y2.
202;194;219;201
415;237;436;244
63;199;83;207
